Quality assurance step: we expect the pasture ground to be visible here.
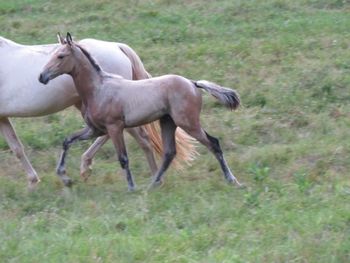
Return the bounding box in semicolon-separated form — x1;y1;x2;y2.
1;0;350;262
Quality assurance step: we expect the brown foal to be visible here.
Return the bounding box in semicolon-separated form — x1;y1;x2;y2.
39;33;242;190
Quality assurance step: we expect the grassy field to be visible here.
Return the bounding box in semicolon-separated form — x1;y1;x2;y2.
1;0;350;262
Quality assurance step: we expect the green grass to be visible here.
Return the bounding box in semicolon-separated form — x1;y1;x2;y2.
1;0;350;262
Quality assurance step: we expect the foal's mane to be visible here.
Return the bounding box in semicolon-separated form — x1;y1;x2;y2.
75;44;102;73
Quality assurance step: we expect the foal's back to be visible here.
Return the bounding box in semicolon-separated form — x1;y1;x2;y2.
99;74;201;127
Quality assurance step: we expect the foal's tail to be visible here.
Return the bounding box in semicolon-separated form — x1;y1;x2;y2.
118;43;198;167
194;80;240;110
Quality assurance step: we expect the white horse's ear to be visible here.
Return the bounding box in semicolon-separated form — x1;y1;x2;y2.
66;32;73;46
57;32;65;44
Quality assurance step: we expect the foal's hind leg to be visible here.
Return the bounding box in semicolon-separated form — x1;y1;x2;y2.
57;127;94;186
107;124;136;191
149;115;177;188
181;126;242;186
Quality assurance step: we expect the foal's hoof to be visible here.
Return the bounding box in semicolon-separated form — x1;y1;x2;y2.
235;182;246;189
227;178;246;189
56;168;74;187
128;185;137;192
56;165;66;175
62;177;74;187
148;180;163;190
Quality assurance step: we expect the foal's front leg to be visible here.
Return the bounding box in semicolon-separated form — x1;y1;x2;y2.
57;127;94;186
80;127;157;181
107;124;136;191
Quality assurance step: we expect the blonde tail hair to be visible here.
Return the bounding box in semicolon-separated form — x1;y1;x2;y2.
118;43;198;167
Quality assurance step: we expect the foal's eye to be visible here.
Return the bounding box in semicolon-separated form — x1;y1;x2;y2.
57;54;65;59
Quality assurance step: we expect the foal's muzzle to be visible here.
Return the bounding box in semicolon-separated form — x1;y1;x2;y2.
38;72;50;85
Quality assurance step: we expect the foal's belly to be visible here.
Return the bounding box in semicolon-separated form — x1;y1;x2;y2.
124;109;166;127
123;101;167;127
118;85;168;127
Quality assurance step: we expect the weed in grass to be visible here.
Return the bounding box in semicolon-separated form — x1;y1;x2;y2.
293;171;314;194
249;162;270;184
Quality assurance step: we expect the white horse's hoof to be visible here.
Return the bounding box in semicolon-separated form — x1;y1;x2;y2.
80;168;92;182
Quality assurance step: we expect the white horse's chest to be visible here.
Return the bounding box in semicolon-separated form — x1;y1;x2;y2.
0;48;78;117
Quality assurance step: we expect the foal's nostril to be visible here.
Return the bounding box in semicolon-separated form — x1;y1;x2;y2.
39;73;48;84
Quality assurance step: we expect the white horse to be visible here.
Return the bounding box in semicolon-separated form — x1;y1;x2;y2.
0;35;196;188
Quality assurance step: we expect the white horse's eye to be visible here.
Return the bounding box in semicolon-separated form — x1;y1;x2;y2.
57;54;65;59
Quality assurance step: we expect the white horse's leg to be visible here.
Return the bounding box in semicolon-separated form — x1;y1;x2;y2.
80;135;109;181
126;127;158;176
0;118;40;187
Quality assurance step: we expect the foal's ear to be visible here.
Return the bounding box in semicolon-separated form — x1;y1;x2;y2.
56;32;65;44
66;32;73;46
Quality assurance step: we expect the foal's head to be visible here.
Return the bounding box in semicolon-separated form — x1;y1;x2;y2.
39;32;81;84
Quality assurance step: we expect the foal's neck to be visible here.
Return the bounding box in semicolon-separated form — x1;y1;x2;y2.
70;50;104;106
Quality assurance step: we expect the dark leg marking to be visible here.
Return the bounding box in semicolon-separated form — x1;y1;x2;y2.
150;115;177;188
57;127;95;186
107;124;136;191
